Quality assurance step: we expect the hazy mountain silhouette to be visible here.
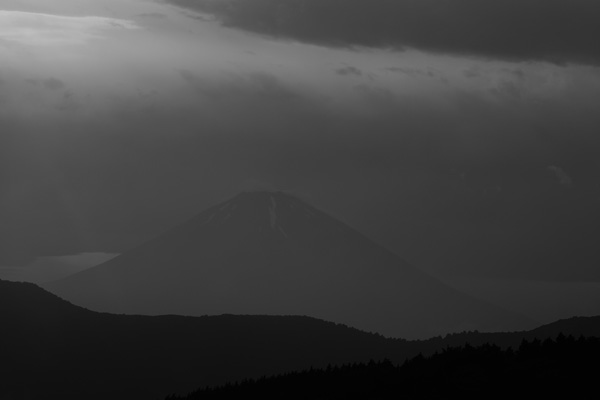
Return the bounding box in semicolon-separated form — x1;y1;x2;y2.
2;280;599;400
46;191;530;339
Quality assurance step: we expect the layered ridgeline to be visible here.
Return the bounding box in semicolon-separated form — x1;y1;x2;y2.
1;279;406;400
47;191;529;339
2;280;600;400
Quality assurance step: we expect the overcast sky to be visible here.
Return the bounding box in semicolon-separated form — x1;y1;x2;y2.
1;0;600;300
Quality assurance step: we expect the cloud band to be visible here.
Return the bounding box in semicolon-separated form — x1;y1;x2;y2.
168;0;600;65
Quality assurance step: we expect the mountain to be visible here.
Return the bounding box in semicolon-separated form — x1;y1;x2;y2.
2;280;599;400
47;191;530;339
0;279;407;400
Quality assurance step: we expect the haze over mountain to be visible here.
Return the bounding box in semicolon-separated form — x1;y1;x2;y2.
2;2;599;398
47;191;531;339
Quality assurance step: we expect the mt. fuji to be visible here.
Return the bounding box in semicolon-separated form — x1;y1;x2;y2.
47;191;530;339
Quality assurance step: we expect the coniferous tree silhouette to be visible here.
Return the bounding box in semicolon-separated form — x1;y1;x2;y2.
170;335;600;400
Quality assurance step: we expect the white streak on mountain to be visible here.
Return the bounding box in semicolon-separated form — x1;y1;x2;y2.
46;191;532;339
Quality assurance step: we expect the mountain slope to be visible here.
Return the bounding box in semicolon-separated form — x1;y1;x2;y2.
1;280;598;400
0;279;407;400
47;191;530;339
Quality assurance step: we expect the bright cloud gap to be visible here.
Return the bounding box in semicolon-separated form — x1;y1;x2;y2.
0;10;139;45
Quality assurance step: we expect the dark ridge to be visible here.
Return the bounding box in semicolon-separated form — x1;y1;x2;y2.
0;279;405;400
2;279;600;399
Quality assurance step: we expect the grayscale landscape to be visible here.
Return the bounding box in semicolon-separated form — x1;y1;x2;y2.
1;1;599;399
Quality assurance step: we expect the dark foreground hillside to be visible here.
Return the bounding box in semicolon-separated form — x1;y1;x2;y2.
0;280;405;400
170;336;600;400
2;279;600;399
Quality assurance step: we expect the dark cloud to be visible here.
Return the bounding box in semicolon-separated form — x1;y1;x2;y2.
43;78;65;91
168;0;600;65
463;68;481;79
336;66;362;77
25;77;66;91
386;67;436;78
179;69;299;102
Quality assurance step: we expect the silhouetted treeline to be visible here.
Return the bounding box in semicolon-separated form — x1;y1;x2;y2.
169;335;600;399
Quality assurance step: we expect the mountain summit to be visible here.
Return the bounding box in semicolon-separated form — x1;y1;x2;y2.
47;191;530;339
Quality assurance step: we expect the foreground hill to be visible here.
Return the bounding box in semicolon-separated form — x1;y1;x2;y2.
1;280;404;400
170;336;600;400
47;191;530;339
2;280;600;399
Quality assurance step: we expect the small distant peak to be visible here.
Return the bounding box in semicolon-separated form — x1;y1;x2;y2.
234;189;305;203
239;189;283;196
237;180;309;201
228;185;315;211
239;179;278;193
